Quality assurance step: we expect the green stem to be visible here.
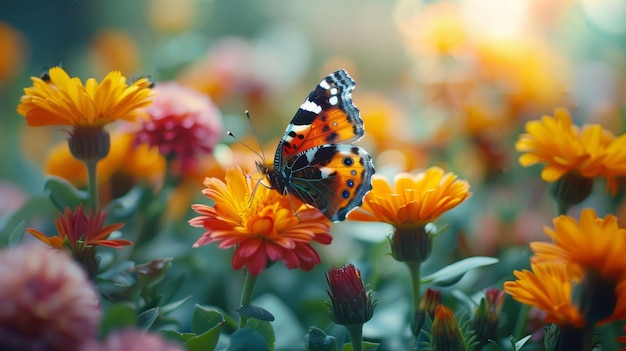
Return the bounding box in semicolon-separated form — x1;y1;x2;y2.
513;304;529;339
408;261;422;312
239;270;258;328
84;159;99;210
345;324;364;351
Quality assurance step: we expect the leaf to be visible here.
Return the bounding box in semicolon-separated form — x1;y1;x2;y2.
162;329;197;342
192;305;226;335
512;335;533;350
238;305;275;322
98;261;137;287
0;196;56;245
227;328;269;351
246;319;275;351
105;186;149;219
138;307;160;330
186;321;224;351
160;295;193;316
7;219;25;246
44;176;88;211
421;257;499;286
306;326;337;351
100;303;137;338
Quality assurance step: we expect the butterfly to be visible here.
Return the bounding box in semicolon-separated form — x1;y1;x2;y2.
257;70;375;222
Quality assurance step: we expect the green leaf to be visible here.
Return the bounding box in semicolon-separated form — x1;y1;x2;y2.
246;319;275;351
421;257;499;286
186;320;224;351
138;307;160;330
162;329;197;343
161;295;193;316
238;305;275;322
307;326;337;351
0;196;56;246
100;303;137;338
7;219;25;246
192;305;226;335
105;186;149;219
98;261;137;287
44;176;88;211
227;328;269;351
512;335;533;350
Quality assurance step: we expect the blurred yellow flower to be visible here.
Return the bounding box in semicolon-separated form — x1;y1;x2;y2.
90;29;140;76
17;67;153;127
348;167;471;226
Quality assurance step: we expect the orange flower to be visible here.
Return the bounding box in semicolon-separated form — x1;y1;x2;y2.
27;205;130;253
17;67;153;127
347;167;471;226
504;262;585;327
0;22;26;81
531;208;626;286
515;108;623;193
189;167;332;276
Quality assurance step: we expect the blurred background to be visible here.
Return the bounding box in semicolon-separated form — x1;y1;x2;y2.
1;0;625;349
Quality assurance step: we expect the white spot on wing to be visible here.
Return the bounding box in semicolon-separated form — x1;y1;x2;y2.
305;148;317;163
319;79;331;89
284;124;309;143
329;96;338;106
300;99;322;114
320;167;334;178
330;88;338;95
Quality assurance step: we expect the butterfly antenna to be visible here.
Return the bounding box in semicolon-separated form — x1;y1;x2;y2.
227;130;264;161
245;110;268;164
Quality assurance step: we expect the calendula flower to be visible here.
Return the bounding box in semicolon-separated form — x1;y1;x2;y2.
430;304;466;351
17;66;152;128
413;287;441;335
26;205;130;278
473;287;505;346
515;108;623;201
0;22;26;82
348;167;471;227
90;330;183;351
0;244;101;351
189;166;332;276
17;67;153;163
134;82;222;172
504;262;585;327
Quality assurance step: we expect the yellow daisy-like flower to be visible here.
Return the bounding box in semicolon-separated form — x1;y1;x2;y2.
530;208;626;285
17;66;153;127
515;108;609;182
347;167;471;226
504;262;585;327
189;167;332;276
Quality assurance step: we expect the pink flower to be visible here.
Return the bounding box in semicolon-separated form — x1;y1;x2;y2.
0;244;101;351
135;82;222;171
90;330;183;351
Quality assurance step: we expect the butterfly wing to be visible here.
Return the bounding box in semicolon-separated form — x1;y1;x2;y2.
274;70;364;166
285;144;375;222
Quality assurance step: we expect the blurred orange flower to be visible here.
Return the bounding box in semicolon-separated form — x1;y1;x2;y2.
90;29;140;76
17;67;153;127
0;22;26;82
348;167;471;226
189;167;332;276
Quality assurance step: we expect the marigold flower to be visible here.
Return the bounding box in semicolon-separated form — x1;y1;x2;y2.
0;244;101;351
326;264;375;326
0;22;26;82
504;262;585;327
431;304;465;350
515;108;618;190
90;330;184;351
189;167;332;276
17;66;153;127
347;167;471;226
134;82;222;172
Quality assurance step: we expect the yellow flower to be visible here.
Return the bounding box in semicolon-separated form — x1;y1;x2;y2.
189;167;332;276
515;108;626;195
504;262;585;327
531;209;626;285
347;167;471;226
17;66;153;127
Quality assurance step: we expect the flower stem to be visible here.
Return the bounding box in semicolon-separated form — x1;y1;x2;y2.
239;270;258;328
513;304;529;339
84;159;99;210
407;261;422;312
345;324;364;351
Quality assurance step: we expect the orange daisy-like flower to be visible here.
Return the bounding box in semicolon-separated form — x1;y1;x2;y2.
17;66;153;127
504;262;585;327
189;167;332;276
530;209;626;284
515;108;614;189
27;205;130;253
347;167;471;226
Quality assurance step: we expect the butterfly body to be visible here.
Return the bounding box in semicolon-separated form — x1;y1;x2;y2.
260;70;374;222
